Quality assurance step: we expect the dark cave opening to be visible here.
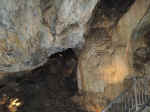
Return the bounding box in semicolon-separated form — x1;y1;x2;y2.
48;48;79;96
16;48;79;97
0;48;83;112
12;48;79;97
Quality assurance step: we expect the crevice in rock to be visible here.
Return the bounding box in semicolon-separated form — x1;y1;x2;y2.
48;48;78;96
89;0;136;29
100;0;135;15
133;31;150;76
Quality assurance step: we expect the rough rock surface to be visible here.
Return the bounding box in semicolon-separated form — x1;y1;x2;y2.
77;0;150;106
0;0;98;73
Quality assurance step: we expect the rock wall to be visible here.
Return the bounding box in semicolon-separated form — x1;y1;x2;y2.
77;0;150;107
0;0;99;73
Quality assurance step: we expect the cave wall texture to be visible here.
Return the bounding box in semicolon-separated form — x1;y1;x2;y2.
0;0;150;107
0;0;98;73
77;0;150;108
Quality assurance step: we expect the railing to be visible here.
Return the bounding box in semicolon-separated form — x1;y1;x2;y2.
102;77;150;112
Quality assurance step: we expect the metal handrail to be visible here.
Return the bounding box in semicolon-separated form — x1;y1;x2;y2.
102;77;150;112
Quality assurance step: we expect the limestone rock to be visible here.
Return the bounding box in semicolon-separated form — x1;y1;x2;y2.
77;0;150;102
0;0;99;73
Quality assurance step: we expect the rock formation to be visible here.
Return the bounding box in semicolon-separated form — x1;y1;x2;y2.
0;0;98;73
1;0;150;111
77;0;150;108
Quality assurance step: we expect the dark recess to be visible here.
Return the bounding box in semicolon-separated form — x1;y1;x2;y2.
100;0;136;18
48;48;79;96
89;0;136;27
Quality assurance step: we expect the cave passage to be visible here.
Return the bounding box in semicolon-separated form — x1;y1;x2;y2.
0;48;85;112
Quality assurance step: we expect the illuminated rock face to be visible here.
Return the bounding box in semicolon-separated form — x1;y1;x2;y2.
0;0;98;73
77;0;150;102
